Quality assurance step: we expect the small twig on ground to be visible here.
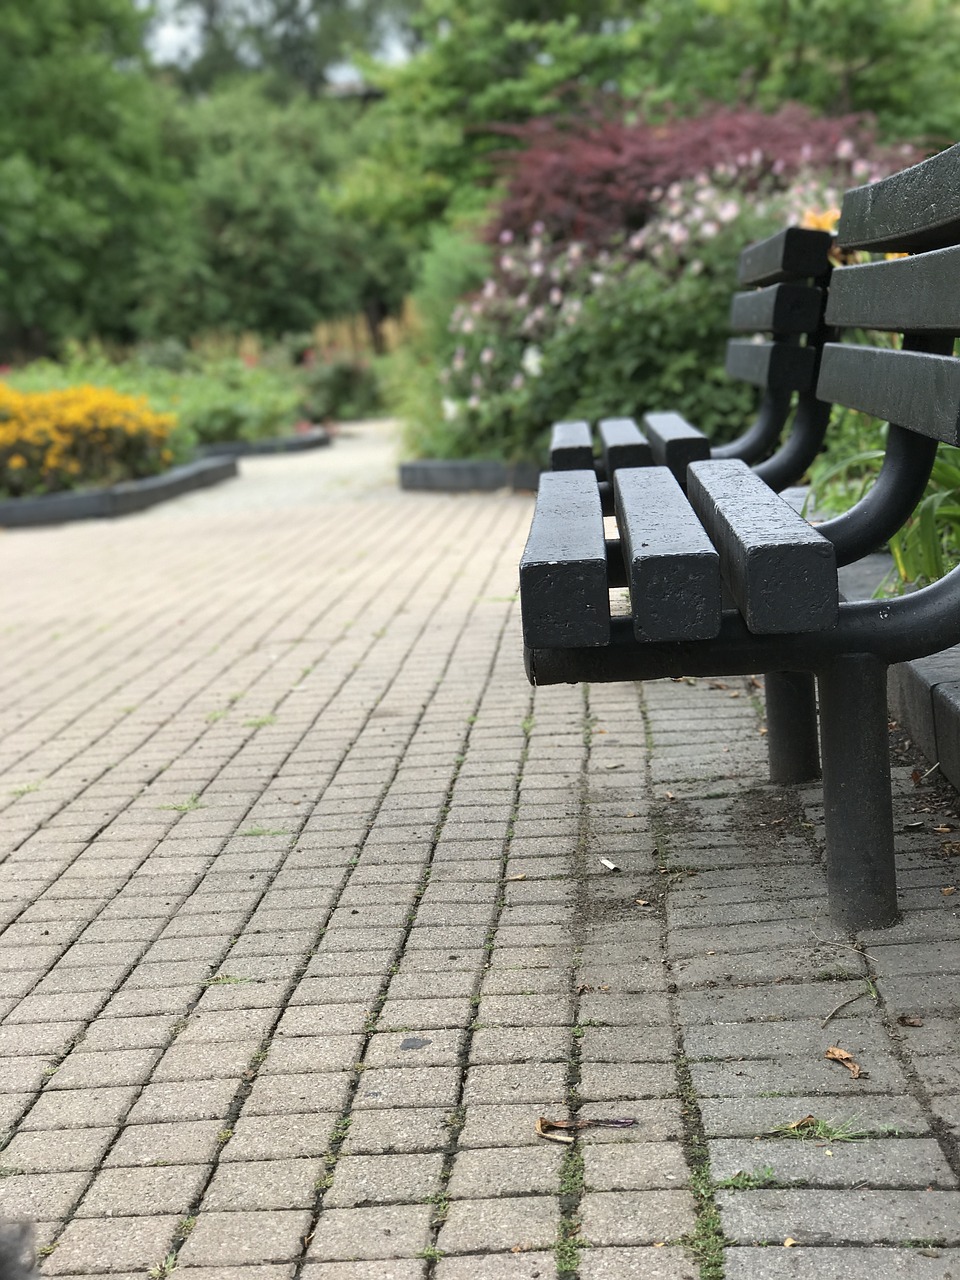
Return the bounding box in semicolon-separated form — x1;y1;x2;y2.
821;990;867;1028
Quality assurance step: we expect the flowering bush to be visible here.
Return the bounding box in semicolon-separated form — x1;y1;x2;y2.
0;384;176;498
403;108;920;464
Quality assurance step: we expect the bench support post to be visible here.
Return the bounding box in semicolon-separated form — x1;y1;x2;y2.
817;654;899;931
764;671;820;783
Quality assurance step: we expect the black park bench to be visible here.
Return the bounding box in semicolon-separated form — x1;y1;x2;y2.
520;141;960;932
548;223;835;504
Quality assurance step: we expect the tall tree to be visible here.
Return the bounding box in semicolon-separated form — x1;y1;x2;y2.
0;0;174;357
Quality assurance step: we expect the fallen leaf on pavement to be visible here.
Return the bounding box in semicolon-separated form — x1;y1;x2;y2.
665;790;676;801
783;1115;816;1131
942;886;957;896
825;1046;863;1078
537;1116;637;1144
783;1238;797;1248
503;873;526;882
599;858;621;872
898;1016;924;1027
635;898;651;907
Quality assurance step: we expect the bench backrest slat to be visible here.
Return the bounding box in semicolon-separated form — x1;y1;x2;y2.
550;420;593;470
729;283;824;335
816;346;960;447
725;340;818;390
825;246;960;332
737;227;833;287
838;141;960;253
597;418;653;472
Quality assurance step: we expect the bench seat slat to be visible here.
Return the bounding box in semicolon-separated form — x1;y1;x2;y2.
520;471;609;648
687;459;838;634
838;142;960;254
725;340;817;391
642;412;711;481
729;283;823;335
615;468;721;642
825;247;960;332
550;420;593;470
737;227;832;288
817;345;960;447
598;417;653;473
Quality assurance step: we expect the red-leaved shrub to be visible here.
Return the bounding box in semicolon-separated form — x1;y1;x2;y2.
488;103;921;246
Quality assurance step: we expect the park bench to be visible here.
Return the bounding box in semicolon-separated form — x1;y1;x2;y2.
548;224;835;508
519;141;960;932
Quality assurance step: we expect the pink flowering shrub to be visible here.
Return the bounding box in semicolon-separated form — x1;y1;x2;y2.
404;107;919;462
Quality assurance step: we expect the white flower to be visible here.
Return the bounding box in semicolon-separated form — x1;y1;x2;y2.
480;347;495;365
468;394;480;410
521;346;543;378
499;229;514;245
511;373;525;391
549;287;563;307
442;398;459;421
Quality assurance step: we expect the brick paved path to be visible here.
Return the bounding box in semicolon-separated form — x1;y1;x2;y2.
1;420;959;1279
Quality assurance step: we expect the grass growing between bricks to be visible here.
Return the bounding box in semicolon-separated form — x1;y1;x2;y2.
676;1051;728;1280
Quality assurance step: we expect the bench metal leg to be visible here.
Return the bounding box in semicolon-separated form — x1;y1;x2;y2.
765;671;820;783
817;654;899;931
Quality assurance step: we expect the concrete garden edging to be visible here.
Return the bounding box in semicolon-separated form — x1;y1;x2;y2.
399;458;540;493
0;456;238;528
199;426;331;457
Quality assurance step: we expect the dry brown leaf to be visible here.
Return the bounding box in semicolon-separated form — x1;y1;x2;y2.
665;790;676;801
934;824;954;833
904;820;925;830
635;898;651;907
783;1238;798;1248
898;1015;924;1027
729;690;741;698
825;1045;862;1078
503;873;526;882
784;1115;816;1131
911;769;924;786
941;885;957;896
940;842;960;857
536;1117;574;1145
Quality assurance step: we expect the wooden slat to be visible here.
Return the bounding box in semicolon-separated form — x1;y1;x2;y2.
687;459;838;634
642;412;711;482
614;468;721;642
519;470;609;648
825;246;960;332
725;340;817;391
598;417;652;473
550;420;593;470
737;227;832;288
839;142;960;253
729;283;823;335
816;345;960;446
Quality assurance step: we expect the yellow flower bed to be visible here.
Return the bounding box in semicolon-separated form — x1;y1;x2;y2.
0;384;176;498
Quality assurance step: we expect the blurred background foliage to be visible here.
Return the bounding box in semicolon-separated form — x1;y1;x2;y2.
4;0;960;539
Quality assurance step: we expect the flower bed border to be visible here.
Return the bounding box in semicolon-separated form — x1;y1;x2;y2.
399;459;540;493
0;456;238;528
199;426;331;457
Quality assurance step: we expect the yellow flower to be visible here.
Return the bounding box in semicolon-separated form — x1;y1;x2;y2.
7;454;26;470
801;208;840;233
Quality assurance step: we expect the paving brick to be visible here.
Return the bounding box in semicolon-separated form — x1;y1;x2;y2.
244;1072;351;1115
219;1113;339;1162
204;1158;322;1210
77;1163;210;1216
583;1143;689;1191
126;1078;238;1124
724;1248;960;1278
365;1029;463;1069
447;1145;563;1198
48;1048;163;1090
42;1215;179;1274
0;1170;87;1220
708;1138;955;1188
575;1247;697;1279
260;1035;363;1076
353;1067;460;1110
21;1086;137;1131
306;1204;432;1261
434;1256;557;1280
437;1196;559;1255
104;1120;225;1167
341;1108;450;1155
302;1262;425;1280
325;1151;445;1207
700;1096;930;1139
579;1191;697;1246
178;1210;313;1266
719;1189;960;1245
0;1125;116;1174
